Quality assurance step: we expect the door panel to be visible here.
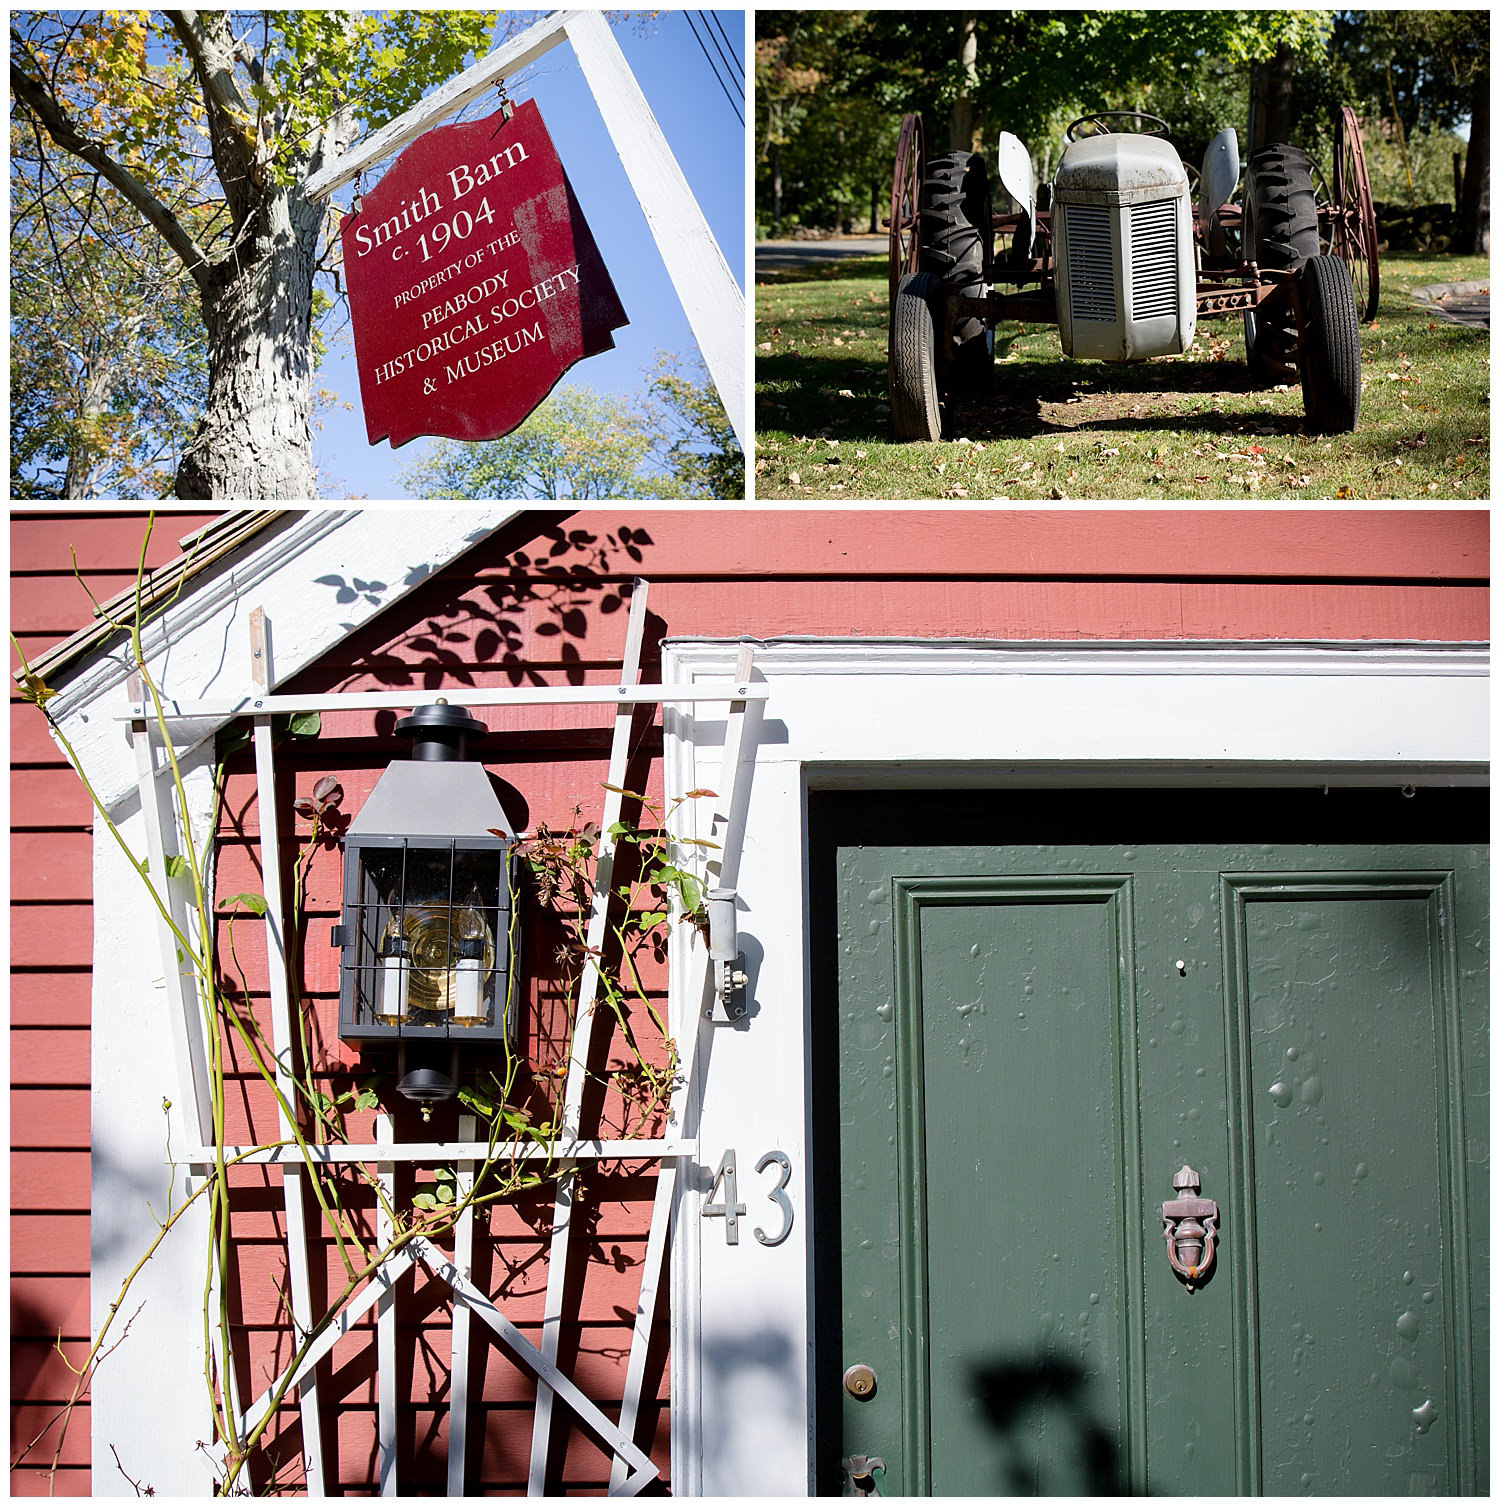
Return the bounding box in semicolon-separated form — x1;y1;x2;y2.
820;790;1487;1497
901;880;1138;1494
1227;877;1474;1494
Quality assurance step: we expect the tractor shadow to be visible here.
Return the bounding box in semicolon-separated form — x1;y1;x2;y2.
944;351;1302;441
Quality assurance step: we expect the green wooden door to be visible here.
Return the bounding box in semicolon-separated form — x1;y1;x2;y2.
814;790;1487;1496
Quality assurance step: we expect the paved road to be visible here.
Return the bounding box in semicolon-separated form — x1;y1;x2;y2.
755;235;886;276
1409;281;1490;328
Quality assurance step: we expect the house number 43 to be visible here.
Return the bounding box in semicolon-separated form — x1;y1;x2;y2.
702;1150;794;1247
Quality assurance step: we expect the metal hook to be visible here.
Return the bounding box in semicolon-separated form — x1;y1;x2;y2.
351;170;363;218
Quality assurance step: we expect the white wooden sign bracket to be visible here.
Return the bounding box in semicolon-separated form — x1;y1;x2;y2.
304;9;745;445
128;583;763;1494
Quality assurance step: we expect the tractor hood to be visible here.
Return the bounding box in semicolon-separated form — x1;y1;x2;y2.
1054;134;1188;205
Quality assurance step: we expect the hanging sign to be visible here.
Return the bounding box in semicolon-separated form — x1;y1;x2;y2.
342;99;629;449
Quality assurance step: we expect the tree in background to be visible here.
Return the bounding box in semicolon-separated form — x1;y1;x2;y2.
755;10;1333;232
401;357;742;500
642;352;745;499
11;121;208;498
12;10;497;498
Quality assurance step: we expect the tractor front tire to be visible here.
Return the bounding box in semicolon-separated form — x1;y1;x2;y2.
1242;144;1319;385
919;151;993;394
1299;254;1361;434
889;272;943;442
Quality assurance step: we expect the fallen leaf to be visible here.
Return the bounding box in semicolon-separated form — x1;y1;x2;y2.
788;471;800;484
837;389;855;398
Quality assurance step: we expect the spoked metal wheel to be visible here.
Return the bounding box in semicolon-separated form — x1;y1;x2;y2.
1328;105;1380;322
887;113;924;331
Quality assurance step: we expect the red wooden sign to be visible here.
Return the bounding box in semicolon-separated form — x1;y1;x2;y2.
342;100;628;449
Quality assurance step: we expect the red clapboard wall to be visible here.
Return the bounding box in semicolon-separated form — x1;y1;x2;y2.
10;507;1488;1497
11;510;220;1498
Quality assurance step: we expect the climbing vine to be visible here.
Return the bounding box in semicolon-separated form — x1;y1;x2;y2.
11;516;706;1493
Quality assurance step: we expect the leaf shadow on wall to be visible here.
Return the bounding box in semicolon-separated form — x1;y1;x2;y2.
304;516;663;702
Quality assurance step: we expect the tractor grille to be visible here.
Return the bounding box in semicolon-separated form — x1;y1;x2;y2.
1064;204;1116;322
1129;199;1179;321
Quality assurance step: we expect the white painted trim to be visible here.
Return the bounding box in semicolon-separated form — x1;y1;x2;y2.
566;10;746;446
660;636;1488;1497
51;509;517;813
304;15;573;200
118;681;768;721
530;581;651;1491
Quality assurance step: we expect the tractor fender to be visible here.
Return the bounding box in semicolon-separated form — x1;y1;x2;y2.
996;131;1035;258
1199;127;1240;228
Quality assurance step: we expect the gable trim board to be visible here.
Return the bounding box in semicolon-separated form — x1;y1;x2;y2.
45;508;519;815
659;636;1487;1495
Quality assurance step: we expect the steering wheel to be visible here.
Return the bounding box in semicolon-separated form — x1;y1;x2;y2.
1065;110;1171;143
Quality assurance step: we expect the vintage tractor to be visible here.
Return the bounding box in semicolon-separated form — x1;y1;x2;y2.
887;108;1380;441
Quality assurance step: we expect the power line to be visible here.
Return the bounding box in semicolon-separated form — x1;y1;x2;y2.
707;12;744;82
682;11;743;126
699;10;744;97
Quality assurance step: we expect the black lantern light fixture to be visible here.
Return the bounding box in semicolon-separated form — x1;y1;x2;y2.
332;701;517;1118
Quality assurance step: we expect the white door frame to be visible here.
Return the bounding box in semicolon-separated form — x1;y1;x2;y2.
660;637;1488;1495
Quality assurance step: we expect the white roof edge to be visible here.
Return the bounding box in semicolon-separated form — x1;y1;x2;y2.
47;508;522;812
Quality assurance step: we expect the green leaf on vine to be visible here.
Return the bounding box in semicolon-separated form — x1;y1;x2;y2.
222;891;268;915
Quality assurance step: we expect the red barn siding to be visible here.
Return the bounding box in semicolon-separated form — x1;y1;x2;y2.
9;509;217;1497
10;507;1486;1497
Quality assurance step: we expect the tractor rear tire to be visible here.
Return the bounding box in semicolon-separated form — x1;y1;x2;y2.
919;151;993;393
889;272;943;442
1299;254;1361;434
1242;144;1319;385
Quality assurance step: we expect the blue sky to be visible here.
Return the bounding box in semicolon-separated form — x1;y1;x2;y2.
314;10;746;500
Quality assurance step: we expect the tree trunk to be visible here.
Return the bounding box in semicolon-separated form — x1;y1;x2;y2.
1461;70;1489;253
1249;43;1297;151
176;185;327;499
64;310;144;499
948;12;979;153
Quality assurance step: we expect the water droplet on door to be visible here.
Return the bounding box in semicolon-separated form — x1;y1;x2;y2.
1269;1080;1293;1107
1396;1311;1420;1341
1412;1399;1438;1434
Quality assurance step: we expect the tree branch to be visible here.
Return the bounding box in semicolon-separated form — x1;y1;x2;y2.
10;62;213;290
167;9;254;123
167;7;262;224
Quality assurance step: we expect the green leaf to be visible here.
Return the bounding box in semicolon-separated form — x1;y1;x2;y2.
411;1192;438;1211
355;1089;380;1112
288;710;322;738
436;1183;455;1205
433;1165;454;1181
164;853;188;878
222;891;269;915
458;1086;496;1117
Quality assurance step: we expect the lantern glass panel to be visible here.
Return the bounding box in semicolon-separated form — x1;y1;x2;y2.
339;839;512;1042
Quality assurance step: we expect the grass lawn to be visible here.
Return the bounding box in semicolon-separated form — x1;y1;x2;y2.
754;252;1490;500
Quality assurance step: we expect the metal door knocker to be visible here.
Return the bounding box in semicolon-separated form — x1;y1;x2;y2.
1161;1164;1219;1293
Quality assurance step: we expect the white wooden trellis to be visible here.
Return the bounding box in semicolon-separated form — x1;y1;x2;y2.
303;8;746;446
126;580;764;1493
